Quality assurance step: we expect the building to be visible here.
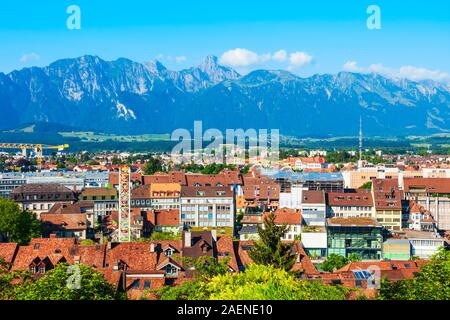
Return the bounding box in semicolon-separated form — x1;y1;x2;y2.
263;208;302;241
326;191;374;219
301;190;326;226
40;202;95;239
327;217;383;260
149;183;181;210
80;187;118;221
403;178;450;231
180;186;235;230
403;230;446;259
406;201;436;232
0;174;26;198
150;209;180;234
10;183;76;219
382;239;411;260
372;178;403;231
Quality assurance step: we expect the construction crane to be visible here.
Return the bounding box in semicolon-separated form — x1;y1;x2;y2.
0;143;69;170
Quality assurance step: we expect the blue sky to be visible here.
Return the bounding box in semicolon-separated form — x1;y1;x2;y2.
0;0;449;81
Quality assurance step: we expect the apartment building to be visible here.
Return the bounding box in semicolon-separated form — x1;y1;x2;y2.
180;186;235;230
80;187;118;220
10;184;76;219
372;178;403;231
403;178;450;231
326;191;374;218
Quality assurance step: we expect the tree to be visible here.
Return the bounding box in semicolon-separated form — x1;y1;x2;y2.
379;247;450;300
15;263;121;300
322;254;348;272
183;256;231;280
156;264;348;300
360;181;372;190
249;212;295;271
0;198;41;245
143;157;163;175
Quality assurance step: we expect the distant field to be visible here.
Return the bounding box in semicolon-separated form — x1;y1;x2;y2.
59;131;171;142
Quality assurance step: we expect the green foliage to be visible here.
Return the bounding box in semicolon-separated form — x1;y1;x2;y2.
182;256;231;280
321;253;360;273
200;163;236;175
79;239;97;245
379;247;450;300
239;165;250;174
0;259;33;300
360;181;372;190
15;263;119;300
157;264;348;300
0;198;42;245
143;157;164;175
148;231;181;241
249;212;295;271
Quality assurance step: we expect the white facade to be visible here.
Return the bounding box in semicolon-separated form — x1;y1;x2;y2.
410;238;445;259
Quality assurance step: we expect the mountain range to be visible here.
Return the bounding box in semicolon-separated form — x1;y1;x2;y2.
0;55;449;137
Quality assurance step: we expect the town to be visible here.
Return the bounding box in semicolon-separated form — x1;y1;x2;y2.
0;142;449;300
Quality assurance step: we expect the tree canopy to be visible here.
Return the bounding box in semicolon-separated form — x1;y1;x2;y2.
321;253;361;273
15;263;120;300
143;157;164;175
0;198;41;245
249;212;295;271
157;264;348;300
379;247;450;300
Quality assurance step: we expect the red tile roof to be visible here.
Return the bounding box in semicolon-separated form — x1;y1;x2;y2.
327;191;373;207
404;178;450;194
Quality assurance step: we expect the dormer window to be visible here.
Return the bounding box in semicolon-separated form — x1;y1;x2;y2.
165;248;173;257
39;265;46;274
29;265;37;273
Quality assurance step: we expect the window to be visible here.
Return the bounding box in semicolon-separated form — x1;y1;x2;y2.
131;279;140;289
38;265;46;274
144;280;151;290
165;248;173;256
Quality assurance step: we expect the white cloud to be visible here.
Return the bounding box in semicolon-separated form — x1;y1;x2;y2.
175;56;187;63
220;48;313;70
272;50;287;62
343;61;449;82
343;61;364;72
219;48;262;67
20;53;40;64
155;54;187;64
288;52;313;70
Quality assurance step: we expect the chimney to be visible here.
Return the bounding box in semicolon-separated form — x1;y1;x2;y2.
184;230;191;248
211;229;217;242
74;255;80;264
150;243;155;252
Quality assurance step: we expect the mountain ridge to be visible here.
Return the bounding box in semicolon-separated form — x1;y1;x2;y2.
0;55;449;136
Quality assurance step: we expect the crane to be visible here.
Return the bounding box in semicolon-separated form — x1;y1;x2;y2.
0;143;69;170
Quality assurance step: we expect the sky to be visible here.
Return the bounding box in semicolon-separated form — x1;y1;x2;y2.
0;0;449;81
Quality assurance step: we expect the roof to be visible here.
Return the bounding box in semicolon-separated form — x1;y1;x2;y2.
327;191;373;207
372;178;402;210
404;178;450;194
336;260;421;273
131;185;151;199
47;202;94;215
181;186;233;198
10;183;75;201
264;208;302;225
41;213;88;231
80;187;117;197
302;190;325;204
153;209;180;226
11;238;107;271
327;217;381;227
0;243;19;266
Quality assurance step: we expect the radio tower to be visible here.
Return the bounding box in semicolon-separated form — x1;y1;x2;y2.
118;166;131;242
358;117;363;168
